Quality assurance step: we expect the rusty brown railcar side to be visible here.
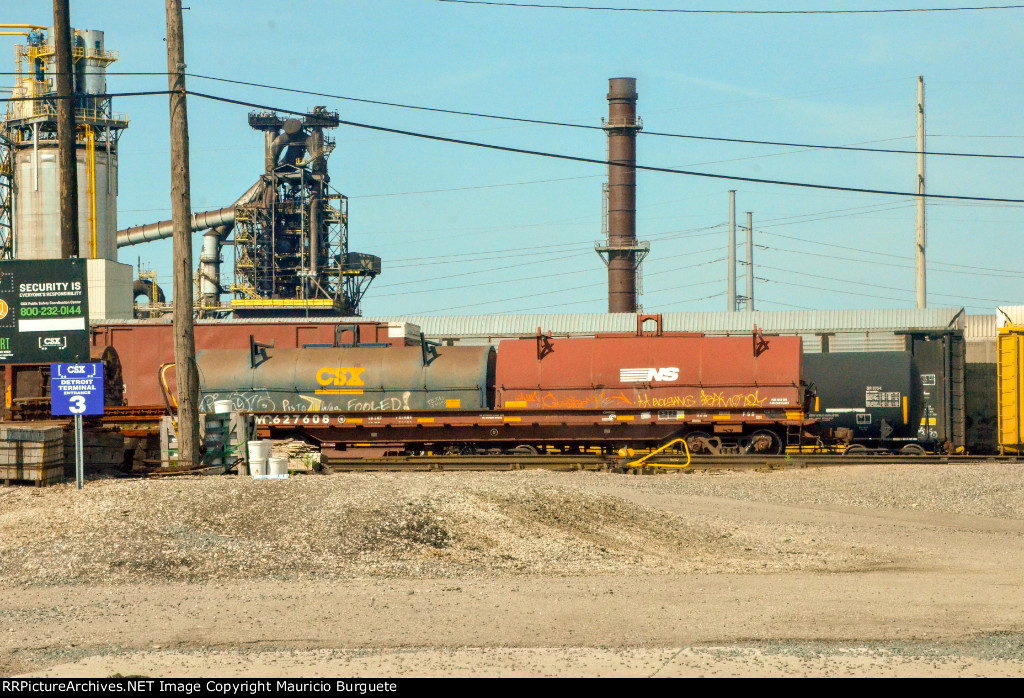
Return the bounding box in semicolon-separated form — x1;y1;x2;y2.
494;333;805;413
89;320;404;407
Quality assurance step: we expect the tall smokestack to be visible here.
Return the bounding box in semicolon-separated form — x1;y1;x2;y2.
602;77;643;313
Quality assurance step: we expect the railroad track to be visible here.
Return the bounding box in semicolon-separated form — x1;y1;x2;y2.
324;453;1021;472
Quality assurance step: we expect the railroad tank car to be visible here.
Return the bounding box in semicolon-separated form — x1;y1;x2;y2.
196;344;496;414
804;351;923;453
804;346;963;454
89;320;417;407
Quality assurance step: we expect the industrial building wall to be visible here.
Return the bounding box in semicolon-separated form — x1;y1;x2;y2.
86;259;133;321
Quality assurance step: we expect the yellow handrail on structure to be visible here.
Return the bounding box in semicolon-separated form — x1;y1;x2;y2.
84;124;97;257
627;437;691;469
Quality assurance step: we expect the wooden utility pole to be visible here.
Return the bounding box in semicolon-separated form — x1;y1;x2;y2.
165;0;200;467
916;76;927;309
53;0;79;258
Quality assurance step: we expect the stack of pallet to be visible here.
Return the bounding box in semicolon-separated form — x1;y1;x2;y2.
0;423;65;486
64;428;125;475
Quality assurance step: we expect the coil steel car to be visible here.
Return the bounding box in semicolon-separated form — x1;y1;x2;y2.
195;318;812;455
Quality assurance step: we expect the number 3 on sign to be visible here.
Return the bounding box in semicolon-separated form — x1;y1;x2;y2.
69;395;86;414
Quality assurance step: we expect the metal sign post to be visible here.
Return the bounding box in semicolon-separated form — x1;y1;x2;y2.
50;362;104;489
74;414;84;489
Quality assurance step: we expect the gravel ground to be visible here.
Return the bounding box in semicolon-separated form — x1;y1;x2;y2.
587;462;1024;519
0;470;885;584
2;461;1023;677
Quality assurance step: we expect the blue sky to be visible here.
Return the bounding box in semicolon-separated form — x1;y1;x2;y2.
8;1;1024;315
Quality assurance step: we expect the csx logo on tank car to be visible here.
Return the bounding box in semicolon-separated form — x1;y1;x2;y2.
315;367;366;386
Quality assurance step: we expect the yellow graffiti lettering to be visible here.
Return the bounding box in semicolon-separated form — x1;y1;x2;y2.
698;390;768;408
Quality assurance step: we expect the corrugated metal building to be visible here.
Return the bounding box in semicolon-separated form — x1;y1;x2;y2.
965;314;998;363
362;308;967;352
996;306;1024;327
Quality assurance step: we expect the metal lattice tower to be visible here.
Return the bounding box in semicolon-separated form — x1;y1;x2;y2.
0;133;12;259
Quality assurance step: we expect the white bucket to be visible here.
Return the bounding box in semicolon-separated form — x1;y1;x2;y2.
268;457;289;477
213;399;233;414
249;458;267;477
247;440;271;461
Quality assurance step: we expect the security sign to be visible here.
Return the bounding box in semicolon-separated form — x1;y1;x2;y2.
51;363;104;416
0;259;90;364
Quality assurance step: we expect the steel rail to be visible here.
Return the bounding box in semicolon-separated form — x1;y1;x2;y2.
322;453;1024;472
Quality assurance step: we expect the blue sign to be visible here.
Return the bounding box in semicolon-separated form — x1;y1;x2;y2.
51;363;104;416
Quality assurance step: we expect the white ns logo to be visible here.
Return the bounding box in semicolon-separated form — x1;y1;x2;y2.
649;368;679;382
620;367;679;383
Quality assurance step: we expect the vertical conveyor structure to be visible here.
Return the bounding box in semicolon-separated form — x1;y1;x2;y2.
0;26;128;261
232;109;380;318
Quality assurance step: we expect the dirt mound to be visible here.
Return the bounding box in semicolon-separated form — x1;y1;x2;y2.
0;472;873;584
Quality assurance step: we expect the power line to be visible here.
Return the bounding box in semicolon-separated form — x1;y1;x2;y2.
0;90;172;102
185;90;1024;203
758;263;1018;303
433;1;1024;13
763;275;1018;305
3;70;1020;161
383;224;723;268
414;277;722;314
376;251;724;298
759;239;1024;278
183;73;1024;160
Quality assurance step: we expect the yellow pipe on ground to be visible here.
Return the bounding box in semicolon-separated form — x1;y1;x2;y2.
627;437;691;469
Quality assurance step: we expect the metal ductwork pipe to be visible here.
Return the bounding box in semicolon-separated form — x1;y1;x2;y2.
199;224;231;310
268;118;304;170
132;278;165;304
117;206;236;247
309;196;320;282
308;127;326;175
116;180;262;247
604;77;642;313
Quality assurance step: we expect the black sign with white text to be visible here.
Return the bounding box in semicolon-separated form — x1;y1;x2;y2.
0;259;90;364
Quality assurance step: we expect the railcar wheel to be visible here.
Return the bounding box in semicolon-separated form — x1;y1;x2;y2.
744;429;782;455
684;431;713;454
900;443;927;456
843;444;868;455
511;444;538;455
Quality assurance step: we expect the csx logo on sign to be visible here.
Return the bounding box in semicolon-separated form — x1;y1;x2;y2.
620;367;679;383
316;367;366;386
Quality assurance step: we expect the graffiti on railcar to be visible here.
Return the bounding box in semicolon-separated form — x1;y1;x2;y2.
635;393;696;409
199;391;281;413
346;395;409;412
509;390;636;409
698;390;770;408
633;390;770;409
